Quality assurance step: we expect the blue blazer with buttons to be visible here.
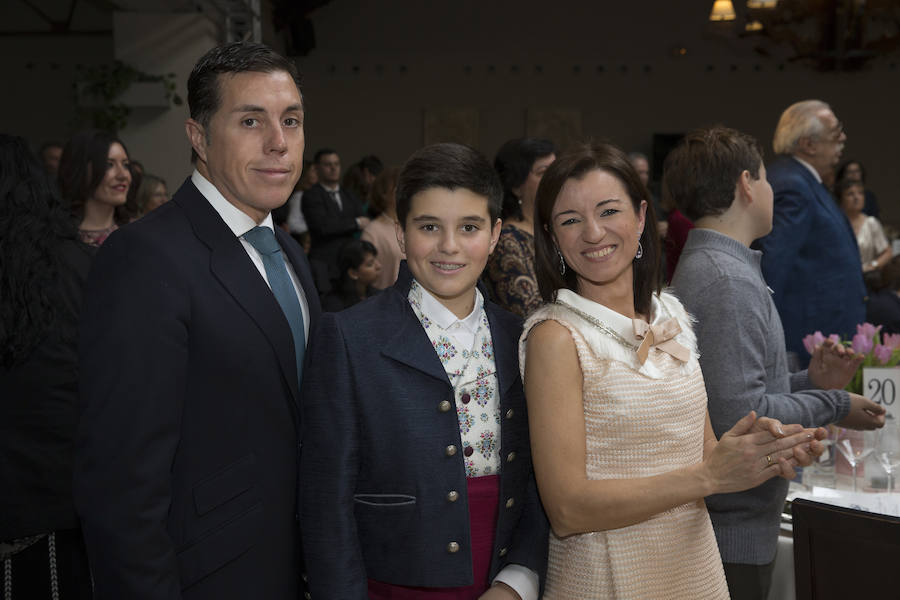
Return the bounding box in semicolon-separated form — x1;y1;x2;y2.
299;261;549;598
754;155;866;364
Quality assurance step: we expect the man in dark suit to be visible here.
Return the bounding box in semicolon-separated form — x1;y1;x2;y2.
754;100;865;367
74;42;321;599
302;148;369;277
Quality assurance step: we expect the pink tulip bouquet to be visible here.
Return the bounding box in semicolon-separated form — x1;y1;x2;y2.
803;323;900;394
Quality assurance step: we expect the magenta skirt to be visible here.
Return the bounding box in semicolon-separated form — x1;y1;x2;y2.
367;474;500;600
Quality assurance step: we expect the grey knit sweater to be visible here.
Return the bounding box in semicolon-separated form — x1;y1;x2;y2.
671;228;850;565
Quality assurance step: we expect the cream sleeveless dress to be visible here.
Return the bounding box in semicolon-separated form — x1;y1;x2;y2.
520;289;729;599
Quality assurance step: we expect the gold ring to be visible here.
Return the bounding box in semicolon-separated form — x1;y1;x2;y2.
766;454;773;466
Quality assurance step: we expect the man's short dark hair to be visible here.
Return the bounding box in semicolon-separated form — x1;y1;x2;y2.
187;42;302;162
314;148;338;164
662;126;764;222
396;143;502;227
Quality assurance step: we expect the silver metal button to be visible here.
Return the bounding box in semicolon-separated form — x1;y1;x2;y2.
506;451;516;463
506;409;514;419
445;445;458;456
447;541;460;553
505;497;515;509
498;547;508;557
447;490;459;502
438;400;452;412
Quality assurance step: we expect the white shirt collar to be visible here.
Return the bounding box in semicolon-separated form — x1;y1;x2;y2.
555;287;666;345
191;169;274;236
320;182;340;193
416;281;484;334
791;156;823;184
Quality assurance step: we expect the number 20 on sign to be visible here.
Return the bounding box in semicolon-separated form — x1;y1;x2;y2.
863;367;899;420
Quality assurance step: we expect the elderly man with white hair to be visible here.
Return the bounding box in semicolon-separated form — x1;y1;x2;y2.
754;100;866;367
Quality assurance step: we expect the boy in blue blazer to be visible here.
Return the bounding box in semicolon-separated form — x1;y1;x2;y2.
300;143;548;599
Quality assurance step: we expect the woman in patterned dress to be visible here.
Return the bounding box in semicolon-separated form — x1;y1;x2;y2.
519;142;825;599
482;138;556;317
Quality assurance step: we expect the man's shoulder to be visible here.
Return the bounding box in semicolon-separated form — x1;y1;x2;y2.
767;156;813;190
303;184;329;200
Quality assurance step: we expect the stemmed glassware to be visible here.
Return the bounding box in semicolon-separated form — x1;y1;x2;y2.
875;416;900;494
835;427;874;492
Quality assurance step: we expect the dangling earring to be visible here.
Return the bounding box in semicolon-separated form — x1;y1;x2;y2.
635;242;644;260
557;249;566;276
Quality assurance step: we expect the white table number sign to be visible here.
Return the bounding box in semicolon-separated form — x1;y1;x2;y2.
862;367;900;420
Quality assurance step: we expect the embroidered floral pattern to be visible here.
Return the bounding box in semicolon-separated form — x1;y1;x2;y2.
433;336;457;363
481;337;494;360
478;430;497;459
408;279;502;478
458;406;474;434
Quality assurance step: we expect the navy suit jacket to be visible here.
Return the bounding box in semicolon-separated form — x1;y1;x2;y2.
74;179;321;600
300;263;548;598
754;156;866;363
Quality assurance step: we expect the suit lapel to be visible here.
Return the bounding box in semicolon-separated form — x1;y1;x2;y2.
175;180;302;408
381;300;451;385
379;266;451;385
485;305;520;397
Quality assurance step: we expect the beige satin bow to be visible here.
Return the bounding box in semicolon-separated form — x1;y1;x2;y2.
632;318;691;365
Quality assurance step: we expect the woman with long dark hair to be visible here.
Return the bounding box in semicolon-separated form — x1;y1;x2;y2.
1;134;94;598
58;129;134;247
519;142;823;598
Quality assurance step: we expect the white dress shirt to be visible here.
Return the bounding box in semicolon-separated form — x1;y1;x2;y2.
192;170;310;340
792;155;823;183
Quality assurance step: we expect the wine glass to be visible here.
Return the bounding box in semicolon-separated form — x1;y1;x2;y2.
875;417;900;494
835;428;874;492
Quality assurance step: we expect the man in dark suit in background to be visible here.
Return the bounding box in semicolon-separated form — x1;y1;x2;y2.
754;100;865;367
302;148;369;276
74;42;320;599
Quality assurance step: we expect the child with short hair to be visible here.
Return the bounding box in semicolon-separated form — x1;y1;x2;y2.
668;126;884;600
300;143;548;599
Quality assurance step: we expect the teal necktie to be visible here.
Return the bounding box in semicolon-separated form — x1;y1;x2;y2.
243;226;306;390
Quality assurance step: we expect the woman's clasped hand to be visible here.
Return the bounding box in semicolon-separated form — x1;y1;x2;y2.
703;411;827;494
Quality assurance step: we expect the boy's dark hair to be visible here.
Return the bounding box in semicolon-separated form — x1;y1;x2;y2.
396;143;502;226
662;126;764;222
338;239;378;275
187;41;302;162
533;141;661;317
494;138;556;221
314;148;338;164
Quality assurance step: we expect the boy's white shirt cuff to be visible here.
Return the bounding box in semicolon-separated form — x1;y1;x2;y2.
492;564;539;600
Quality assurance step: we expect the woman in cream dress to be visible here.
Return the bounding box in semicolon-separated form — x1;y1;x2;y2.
519;143;825;599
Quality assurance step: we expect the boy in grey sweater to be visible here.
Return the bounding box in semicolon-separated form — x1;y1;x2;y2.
668;126;885;600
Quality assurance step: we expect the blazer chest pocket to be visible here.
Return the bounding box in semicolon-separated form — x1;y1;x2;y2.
353;493;416;507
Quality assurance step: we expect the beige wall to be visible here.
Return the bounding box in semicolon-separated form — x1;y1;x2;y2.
113;12;220;189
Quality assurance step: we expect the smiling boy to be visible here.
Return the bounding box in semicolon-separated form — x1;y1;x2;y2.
300;143;548;599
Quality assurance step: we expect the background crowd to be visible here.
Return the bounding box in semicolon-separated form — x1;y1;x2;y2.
0;37;894;600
